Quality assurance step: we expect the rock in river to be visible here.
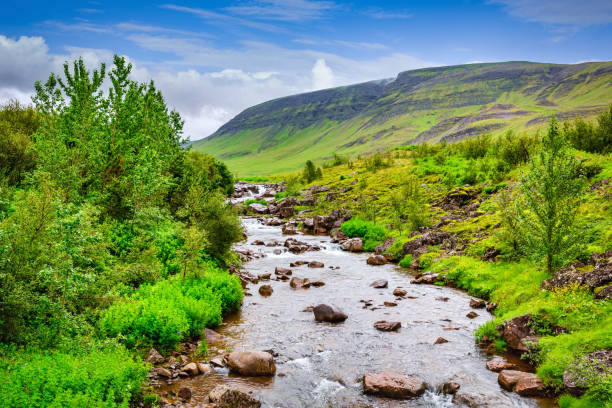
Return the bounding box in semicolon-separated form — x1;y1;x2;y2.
259;284;273;296
469;298;486;308
374;321;401;332
227;350;276;376
289;277;311;289
308;261;324;268
313;304;348;322
208;385;261;408
363;371;426;399
341;238;363;252
498;370;546;397
393;287;407;297
367;255;387;265
370;279;388;288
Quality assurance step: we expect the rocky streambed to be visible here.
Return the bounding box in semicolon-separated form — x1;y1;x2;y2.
153;213;556;407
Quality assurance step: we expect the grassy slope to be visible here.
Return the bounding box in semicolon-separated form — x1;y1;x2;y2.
281;143;612;407
194;61;612;176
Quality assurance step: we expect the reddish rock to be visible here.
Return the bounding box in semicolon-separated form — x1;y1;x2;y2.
208;385;261;408
363;371;426;399
181;362;199;376
274;266;292;277
469;298;486;308
498;370;546;397
374;237;396;255
370;279;388;288
466;311;479;319
341;238;363;252
486;302;497;312
289;277;311;289
145;348;164;364
313;304;348;322
374;321;401;332
258;285;273;296
308;261;324;268
227;351;276;376
383;301;398;307
156;367;172;378
393;287;408;297
442;382;461;395
486;358;518;372
367;255;387;265
310;281;325;287
434;337;449;344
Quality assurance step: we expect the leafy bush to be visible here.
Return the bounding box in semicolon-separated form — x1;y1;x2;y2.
0;342;149;408
398;254;413;268
100;271;242;351
563;105;612;154
340;218;386;251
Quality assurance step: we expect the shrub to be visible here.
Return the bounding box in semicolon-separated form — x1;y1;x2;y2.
398;254;413;268
340;218;386;251
0;342;149;408
563;105;612;154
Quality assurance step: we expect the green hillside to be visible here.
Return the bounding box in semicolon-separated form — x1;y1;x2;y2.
193;61;612;175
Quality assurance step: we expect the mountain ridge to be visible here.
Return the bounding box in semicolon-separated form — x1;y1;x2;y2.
193;61;612;175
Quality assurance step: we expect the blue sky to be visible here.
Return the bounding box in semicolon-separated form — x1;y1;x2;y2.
1;0;611;138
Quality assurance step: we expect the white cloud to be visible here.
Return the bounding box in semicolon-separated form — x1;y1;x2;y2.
311;58;334;90
0;34;437;139
225;0;338;21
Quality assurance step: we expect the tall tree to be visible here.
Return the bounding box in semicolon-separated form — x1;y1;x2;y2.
516;116;586;274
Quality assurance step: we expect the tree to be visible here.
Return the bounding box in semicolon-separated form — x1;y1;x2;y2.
303;160;321;183
515;117;586;274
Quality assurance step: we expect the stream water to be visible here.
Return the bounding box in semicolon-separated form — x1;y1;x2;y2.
161;216;555;407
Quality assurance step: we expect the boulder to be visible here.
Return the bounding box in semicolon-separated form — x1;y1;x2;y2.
198;362;215;375
274;266;292;277
308;261;324;268
282;225;297;235
311;280;325;287
363;371;426;399
374;237;395;255
542;253;612;295
145;348;164;364
210;357;225;367
402;230;454;260
181;362;199;376
466;311;479;319
248;203;268;214
278;206;294;218
313;304;348;322
289;277;311;289
486;302;497;312
156;367;172;378
383;301;397;307
393;287;408;297
434;337;448;344
367;255;387;265
227;351;276;376
411;273;440;284
469;298;486;308
208;385;261;408
374;321;401;332
258;273;271;280
370;279;388;288
341;238;363;252
498;370;546;397
486;358;518;372
259;285;273;296
499;314;541;352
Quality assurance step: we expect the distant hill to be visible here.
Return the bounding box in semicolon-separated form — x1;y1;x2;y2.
192;61;612;175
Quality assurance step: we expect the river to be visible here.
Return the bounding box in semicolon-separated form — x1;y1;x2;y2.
160;215;555;407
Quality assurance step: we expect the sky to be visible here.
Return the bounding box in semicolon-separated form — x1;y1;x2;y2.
1;1;611;140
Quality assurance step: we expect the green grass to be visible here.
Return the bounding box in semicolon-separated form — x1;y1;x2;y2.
340;218;387;251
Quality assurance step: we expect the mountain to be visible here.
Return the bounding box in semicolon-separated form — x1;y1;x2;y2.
192;61;612;175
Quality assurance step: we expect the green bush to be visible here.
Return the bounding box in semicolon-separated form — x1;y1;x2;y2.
341;218;386;251
100;271;242;351
0;342;149;408
398;254;413;268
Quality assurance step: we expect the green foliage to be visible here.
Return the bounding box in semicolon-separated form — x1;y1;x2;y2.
388;176;430;235
398;254;413;268
0;341;149;408
494;130;540;166
564;105;612;154
515;117;587;273
364;152;392;172
341;218;386;251
303;160;323;183
100;270;242;350
244;199;268;208
0;101;40;186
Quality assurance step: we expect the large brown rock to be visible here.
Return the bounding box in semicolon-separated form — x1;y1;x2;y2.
308;261;324;268
498;314;539;352
313;304;348;322
363;371;426;399
341;238;363;252
227;351;276;376
393;287;408;297
289;277;311;289
274;266;292;277
374;238;395;255
469;298;486;308
181;362;199;376
258;284;273;296
278;206;294;218
402;231;454;260
248;203;268;214
498;370;546;397
367;255;387;265
208;385;261;408
542;251;612;296
486;358;518;372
